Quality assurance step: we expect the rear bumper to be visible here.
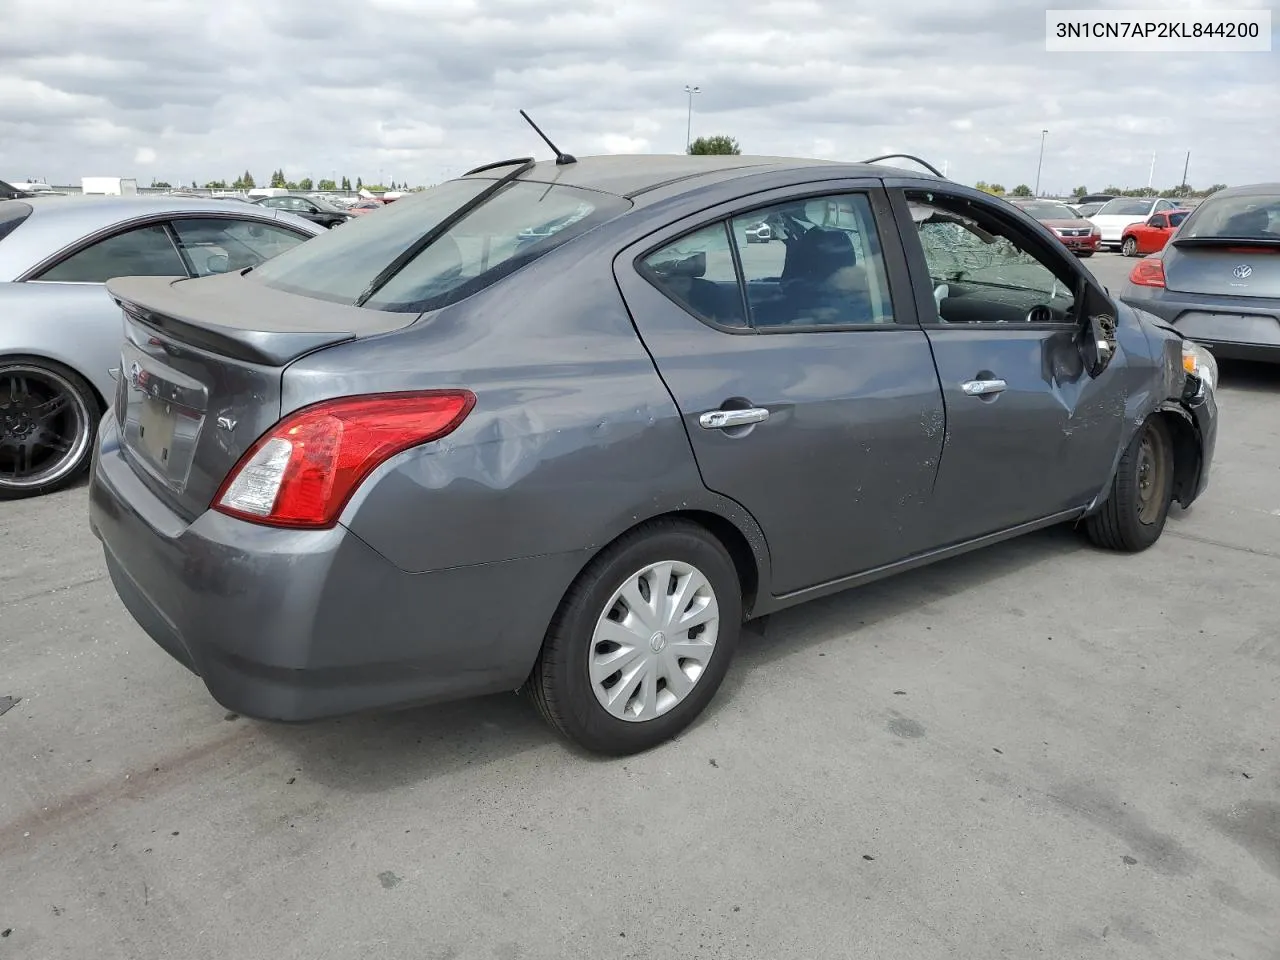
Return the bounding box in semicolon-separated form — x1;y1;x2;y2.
89;418;585;721
1120;288;1280;363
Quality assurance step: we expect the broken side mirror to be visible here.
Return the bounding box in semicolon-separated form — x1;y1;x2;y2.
1079;312;1116;377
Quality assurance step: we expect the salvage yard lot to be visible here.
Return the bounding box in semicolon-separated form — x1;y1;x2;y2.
2;254;1278;959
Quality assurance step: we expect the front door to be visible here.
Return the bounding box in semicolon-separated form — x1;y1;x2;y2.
614;183;945;596
887;184;1127;547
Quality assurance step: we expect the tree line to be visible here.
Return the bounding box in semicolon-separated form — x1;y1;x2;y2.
973;181;1229;200
147;139;748;194
149;170;416;192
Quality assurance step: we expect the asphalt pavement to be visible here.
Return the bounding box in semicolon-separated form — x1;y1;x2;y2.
2;254;1277;959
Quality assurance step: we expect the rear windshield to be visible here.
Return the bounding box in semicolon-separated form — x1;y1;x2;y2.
251;178;629;312
1179;194;1280;240
0;201;33;244
1098;199;1155;216
1018;202;1077;220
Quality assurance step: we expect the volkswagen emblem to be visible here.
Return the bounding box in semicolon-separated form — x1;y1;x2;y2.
1233;264;1253;280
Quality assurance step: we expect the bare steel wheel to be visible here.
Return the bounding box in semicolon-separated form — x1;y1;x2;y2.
1084;415;1175;552
0;358;99;499
1134;427;1169;526
529;519;743;755
589;560;720;722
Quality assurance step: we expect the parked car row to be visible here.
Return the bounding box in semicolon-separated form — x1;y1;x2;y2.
1016;184;1278;365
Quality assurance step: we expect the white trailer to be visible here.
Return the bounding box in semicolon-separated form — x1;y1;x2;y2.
81;177;139;196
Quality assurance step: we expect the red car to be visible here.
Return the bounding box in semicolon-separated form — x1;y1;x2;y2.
1120;209;1190;257
1009;198;1101;257
346;200;385;217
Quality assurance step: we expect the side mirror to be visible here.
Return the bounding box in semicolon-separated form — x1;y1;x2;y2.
205;254;230;275
1079;313;1115;377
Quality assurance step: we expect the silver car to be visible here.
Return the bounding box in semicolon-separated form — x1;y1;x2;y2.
0;196;321;498
1119;183;1280;362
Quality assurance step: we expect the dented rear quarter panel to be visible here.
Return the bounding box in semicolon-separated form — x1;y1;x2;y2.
280;236;773;590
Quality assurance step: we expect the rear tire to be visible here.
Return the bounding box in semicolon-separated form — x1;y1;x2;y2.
0;356;101;500
528;519;743;755
1121;237;1138;257
1084;416;1174;552
1077;251;1094;258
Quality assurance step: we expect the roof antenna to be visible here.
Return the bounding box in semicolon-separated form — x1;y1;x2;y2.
520;110;576;165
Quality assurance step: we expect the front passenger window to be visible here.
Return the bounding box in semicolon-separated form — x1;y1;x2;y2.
908;192;1076;325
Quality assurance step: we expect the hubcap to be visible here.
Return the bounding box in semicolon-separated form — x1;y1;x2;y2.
589;560;720;722
0;366;91;489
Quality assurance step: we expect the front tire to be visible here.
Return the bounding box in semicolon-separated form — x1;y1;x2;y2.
1077;251;1094;258
0;357;100;500
529;519;743;755
1084;416;1174;552
1121;237;1138;257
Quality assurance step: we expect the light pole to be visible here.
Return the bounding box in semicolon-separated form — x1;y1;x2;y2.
684;84;701;153
1033;129;1048;197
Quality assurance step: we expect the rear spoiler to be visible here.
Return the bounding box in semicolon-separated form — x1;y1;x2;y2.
1172;236;1280;251
105;275;395;367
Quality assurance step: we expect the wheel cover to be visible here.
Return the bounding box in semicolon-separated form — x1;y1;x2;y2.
589;559;720;722
0;365;92;489
1135;428;1169;525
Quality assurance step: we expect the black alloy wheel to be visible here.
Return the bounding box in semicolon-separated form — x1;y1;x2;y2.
0;359;100;499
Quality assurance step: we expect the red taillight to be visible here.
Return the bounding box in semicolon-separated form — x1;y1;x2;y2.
1129;258;1166;288
213;391;475;529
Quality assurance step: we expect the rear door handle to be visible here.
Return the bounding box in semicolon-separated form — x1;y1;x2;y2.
699;407;770;430
961;378;1008;397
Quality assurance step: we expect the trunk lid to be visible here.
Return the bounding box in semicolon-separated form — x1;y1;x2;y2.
106;272;417;519
1163;239;1280;299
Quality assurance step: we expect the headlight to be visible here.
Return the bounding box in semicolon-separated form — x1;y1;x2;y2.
1182;340;1217;392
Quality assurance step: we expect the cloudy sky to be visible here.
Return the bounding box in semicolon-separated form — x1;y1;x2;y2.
2;0;1276;193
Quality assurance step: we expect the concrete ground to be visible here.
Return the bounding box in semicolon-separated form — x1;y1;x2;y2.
2;252;1277;959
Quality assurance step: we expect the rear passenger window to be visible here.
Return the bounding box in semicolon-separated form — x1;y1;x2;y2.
640;223;746;328
36;224;186;283
732;193;894;327
640;191;895;331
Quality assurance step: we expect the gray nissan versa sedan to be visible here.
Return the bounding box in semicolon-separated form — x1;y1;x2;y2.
1118;183;1280;363
88;153;1219;755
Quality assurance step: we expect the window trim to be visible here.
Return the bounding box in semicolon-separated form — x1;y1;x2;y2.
632;181;915;336
20;211;313;283
885;181;1093;332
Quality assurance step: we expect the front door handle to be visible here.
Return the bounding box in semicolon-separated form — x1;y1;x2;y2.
699;407;770;430
961;378;1008;397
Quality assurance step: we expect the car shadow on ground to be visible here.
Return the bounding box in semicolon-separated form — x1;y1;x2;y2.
258;523;1090;790
1216;359;1280;393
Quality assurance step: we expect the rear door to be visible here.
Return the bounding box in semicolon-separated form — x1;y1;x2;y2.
614;181;945;596
885;182;1127;546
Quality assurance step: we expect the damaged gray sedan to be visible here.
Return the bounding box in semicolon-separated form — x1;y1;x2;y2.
89;152;1218;755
